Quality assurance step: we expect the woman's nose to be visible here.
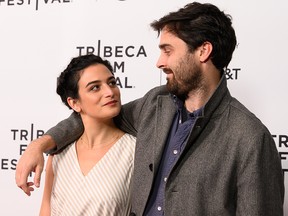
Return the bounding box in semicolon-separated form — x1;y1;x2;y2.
103;84;114;97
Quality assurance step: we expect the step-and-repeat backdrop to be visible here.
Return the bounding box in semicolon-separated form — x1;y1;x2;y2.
1;0;287;215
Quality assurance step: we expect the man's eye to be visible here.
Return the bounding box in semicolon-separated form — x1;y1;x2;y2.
164;50;171;54
163;49;171;56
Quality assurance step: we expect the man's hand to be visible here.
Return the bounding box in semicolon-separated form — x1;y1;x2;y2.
15;135;55;196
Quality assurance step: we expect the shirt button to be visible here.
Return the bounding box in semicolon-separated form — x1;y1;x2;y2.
164;177;167;182
173;150;178;155
157;206;162;211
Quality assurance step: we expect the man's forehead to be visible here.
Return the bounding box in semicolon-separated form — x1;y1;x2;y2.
159;30;185;48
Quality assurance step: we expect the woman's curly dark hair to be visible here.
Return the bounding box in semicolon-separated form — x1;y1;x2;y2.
56;54;113;109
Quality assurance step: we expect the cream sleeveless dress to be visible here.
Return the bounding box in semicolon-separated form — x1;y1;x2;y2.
50;133;136;216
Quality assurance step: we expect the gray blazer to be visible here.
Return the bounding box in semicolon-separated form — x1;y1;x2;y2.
47;76;284;216
116;76;284;216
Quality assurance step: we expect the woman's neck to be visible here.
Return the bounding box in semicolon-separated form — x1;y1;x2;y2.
79;118;123;149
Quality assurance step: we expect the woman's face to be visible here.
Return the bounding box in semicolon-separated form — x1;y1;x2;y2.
75;64;121;121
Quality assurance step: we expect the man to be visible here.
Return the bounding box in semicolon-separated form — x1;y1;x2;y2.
16;2;284;215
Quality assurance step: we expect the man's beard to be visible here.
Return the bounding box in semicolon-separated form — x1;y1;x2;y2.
166;55;203;100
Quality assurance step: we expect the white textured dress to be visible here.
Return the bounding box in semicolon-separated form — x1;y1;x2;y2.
50;133;136;216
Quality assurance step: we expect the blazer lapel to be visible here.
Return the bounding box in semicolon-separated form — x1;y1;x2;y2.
153;95;176;169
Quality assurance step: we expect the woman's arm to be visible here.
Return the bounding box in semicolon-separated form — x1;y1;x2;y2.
39;155;54;216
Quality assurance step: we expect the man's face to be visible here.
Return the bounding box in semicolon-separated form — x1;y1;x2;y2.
156;28;203;98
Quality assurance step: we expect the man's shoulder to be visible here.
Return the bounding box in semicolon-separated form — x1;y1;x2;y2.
145;85;168;96
126;85;169;106
228;97;270;134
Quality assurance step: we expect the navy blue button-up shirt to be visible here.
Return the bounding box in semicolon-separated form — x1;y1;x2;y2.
144;95;203;215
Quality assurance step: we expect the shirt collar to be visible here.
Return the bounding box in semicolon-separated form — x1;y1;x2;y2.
171;94;204;118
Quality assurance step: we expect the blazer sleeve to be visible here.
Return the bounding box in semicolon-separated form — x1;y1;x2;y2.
45;112;84;154
115;85;167;137
44;97;145;154
236;130;284;215
45;85;166;154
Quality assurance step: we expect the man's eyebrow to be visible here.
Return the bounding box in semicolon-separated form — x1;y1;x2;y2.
159;43;170;49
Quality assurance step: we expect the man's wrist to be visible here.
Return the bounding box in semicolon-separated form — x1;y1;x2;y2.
37;135;56;152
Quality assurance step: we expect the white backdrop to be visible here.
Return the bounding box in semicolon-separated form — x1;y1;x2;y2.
0;0;287;215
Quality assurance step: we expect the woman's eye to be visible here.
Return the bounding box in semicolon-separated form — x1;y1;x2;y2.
91;85;100;91
109;80;117;86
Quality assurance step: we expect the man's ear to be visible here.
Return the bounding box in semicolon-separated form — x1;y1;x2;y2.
67;97;81;113
199;41;213;63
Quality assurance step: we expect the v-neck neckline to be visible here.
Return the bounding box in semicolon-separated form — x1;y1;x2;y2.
73;134;124;178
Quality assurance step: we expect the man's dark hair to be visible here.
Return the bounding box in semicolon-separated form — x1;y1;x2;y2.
150;2;237;71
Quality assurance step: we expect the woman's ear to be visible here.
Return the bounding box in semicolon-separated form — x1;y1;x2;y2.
67;97;81;113
199;41;213;63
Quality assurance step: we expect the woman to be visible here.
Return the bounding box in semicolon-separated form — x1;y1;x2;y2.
39;54;136;215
